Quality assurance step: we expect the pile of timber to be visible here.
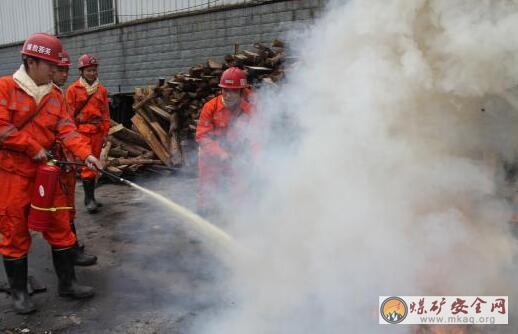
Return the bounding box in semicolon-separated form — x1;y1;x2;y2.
105;40;289;175
100;120;162;176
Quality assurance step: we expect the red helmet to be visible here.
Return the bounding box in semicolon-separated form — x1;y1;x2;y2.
219;67;248;89
58;50;71;68
21;33;63;65
78;54;98;69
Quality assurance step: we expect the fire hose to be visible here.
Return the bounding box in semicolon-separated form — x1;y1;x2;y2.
48;158;129;184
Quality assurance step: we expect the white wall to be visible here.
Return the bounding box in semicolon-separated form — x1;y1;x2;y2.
0;0;54;45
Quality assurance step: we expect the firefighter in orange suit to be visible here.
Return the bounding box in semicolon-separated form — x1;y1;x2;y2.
66;54;110;214
0;33;103;314
52;50;97;267
195;67;253;216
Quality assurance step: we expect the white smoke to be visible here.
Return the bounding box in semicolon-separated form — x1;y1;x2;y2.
197;1;518;333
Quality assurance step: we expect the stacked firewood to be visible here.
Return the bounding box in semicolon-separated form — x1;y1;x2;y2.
104;39;289;175
98;120;158;176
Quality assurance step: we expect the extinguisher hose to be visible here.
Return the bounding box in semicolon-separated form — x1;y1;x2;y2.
47;157;131;185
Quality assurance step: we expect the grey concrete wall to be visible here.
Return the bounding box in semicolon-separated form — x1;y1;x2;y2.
0;0;325;94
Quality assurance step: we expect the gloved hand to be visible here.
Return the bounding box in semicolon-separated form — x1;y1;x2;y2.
85;155;103;171
32;148;48;162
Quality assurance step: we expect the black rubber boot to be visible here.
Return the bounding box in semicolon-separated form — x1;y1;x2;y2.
82;179;98;214
51;247;94;299
70;221;97;267
3;256;36;314
73;245;97;267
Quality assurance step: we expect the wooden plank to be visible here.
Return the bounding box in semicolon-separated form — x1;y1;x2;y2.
105;166;123;175
110;136;152;157
131;113;171;166
207;59;222;69
168;112;183;167
108;146;129;158
108;158;162;166
146;104;171;122
135;108;170;150
133;92;155;110
109;122;149;148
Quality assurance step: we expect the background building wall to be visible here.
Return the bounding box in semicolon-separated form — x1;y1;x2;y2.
116;0;250;23
0;0;253;45
0;0;54;46
0;0;325;93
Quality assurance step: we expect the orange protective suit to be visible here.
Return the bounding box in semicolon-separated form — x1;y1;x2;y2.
195;95;252;212
0;77;91;258
66;80;109;180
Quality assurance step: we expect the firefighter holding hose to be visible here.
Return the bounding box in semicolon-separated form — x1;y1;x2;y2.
0;33;102;314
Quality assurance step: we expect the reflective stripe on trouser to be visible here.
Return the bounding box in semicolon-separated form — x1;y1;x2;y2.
79;131;104;180
0;169;76;258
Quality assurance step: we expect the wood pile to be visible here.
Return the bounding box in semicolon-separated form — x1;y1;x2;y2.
104;40;289;176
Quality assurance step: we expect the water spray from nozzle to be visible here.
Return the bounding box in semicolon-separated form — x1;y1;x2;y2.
46;153;235;250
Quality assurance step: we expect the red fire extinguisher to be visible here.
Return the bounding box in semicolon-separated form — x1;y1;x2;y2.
28;161;61;232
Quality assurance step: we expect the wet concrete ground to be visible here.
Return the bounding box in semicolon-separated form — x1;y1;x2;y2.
2;171;518;333
0;171;228;333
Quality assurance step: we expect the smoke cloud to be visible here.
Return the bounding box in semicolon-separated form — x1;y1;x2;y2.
197;1;518;333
